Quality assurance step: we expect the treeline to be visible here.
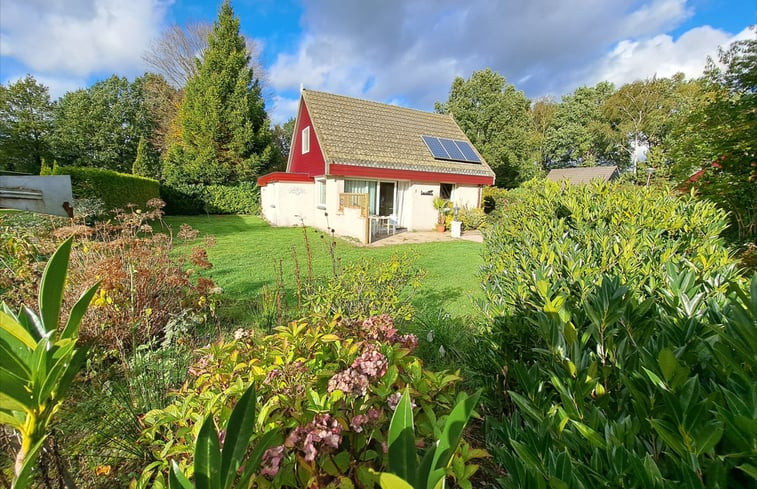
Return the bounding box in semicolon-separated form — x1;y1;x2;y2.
436;37;755;192
0;1;290;199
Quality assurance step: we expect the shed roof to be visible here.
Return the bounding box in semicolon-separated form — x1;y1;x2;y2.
300;89;495;180
546;166;619;184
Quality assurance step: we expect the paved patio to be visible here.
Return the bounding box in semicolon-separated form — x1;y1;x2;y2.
367;229;483;246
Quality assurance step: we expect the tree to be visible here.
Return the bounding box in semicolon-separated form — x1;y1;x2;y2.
671;37;757;240
132;135;160;179
545;82;618;167
0;75;54;174
141;73;181;156
143;21;265;88
164;1;277;187
51;75;157;172
271;117;295;165
529;97;558;171
436;68;538;188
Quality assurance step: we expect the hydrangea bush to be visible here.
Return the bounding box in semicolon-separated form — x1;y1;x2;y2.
135;314;485;488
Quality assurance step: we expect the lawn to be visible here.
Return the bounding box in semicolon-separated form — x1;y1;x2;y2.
162;215;485;320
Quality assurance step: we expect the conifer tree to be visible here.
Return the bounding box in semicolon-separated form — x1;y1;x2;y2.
164;0;276;186
132;136;159;179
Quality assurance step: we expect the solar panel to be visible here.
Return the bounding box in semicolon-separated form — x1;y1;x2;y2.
422;135;450;159
454;140;481;163
440;138;466;160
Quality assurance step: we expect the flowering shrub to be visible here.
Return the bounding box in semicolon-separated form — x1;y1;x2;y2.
136;314;485;488
53;199;220;350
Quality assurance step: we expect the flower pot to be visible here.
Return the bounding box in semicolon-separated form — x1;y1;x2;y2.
435;224;446;232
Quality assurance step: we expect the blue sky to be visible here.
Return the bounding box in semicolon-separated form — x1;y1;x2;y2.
1;0;754;124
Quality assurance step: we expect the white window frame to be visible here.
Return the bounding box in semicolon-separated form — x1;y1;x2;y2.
302;126;310;154
316;178;326;209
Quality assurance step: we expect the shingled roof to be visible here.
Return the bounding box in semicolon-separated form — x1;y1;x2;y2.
301;89;495;179
546;166;619;184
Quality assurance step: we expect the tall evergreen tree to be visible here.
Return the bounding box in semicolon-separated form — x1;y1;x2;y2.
164;0;276;186
0;75;54;174
132;135;160;179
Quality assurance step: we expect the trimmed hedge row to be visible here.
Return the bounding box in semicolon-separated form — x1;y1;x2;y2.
52;166;160;212
160;182;260;215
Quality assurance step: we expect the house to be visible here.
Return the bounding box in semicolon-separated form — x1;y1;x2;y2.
258;89;495;243
546;166;619;184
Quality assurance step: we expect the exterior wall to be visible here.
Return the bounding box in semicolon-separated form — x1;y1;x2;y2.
288;100;326;177
452;185;481;209
406;182;440;231
260;181;315;227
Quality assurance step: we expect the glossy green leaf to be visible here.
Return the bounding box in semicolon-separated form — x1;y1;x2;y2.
60;281;100;341
0;310;36;350
237;429;283;489
379;472;415;489
427;390;481;489
388;389;416;485
13;434;47;489
194;415;222;489
169;460;194;489
39;236;73;332
220;385;256;489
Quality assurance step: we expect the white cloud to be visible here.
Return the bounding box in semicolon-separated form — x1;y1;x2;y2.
267;0;746;121
0;0;171;77
584;26;753;89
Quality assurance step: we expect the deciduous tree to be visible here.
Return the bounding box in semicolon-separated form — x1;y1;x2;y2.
436;68;538;187
51;75;156;172
0;75;54;174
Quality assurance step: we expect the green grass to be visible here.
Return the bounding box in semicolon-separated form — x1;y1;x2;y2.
162;215;484;320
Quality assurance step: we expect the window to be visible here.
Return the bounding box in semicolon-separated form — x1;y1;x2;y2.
440;183;453;200
302;126;310;154
316;179;326;208
344;179;377;214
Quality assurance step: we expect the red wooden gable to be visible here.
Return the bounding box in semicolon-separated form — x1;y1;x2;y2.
287;100;326;177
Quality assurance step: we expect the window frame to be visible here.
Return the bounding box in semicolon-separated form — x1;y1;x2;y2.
302;126;310;154
316;178;326;209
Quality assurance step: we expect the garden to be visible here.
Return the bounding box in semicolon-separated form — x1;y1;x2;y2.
1;180;755;489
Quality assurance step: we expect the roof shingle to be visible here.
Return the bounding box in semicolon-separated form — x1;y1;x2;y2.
546;166;619;184
301;90;495;178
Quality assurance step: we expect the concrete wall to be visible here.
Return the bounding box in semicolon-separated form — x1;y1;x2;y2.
260;181;315;227
262;178;484;240
452;185;481;209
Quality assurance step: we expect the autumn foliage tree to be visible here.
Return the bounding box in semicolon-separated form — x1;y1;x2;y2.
163;1;277;187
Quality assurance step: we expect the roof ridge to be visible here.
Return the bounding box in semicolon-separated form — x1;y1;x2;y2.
302;88;452;120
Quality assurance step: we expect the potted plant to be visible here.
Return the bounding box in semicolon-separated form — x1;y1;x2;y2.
433;196;450;232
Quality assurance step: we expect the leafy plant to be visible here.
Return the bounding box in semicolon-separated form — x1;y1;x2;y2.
168;384;282;489
433;198;450;226
380;388;483;489
136;314;480;487
0;237;99;487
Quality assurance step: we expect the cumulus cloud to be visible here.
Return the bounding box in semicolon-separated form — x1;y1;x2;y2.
267;0;745;121
0;0;170;78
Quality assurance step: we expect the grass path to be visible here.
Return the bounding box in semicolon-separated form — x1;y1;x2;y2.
164;215;484;318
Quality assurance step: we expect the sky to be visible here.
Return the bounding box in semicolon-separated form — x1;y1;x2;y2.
0;0;754;124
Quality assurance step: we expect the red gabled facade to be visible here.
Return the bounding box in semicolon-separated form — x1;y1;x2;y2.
287;100;326;177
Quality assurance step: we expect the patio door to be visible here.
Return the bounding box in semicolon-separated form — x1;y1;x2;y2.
378;182;395;216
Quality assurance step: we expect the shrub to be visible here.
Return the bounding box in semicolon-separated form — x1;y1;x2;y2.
481;186;508;214
53;200;219;351
160;183;261;215
482;180;736;366
488;270;756;489
303;253;425;322
458;206;487;230
481;180;756;487
52;165;160;214
204;182;260;215
136;315;485;488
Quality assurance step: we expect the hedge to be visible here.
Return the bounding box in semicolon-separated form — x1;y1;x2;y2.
160;182;260;216
52;166;160;213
